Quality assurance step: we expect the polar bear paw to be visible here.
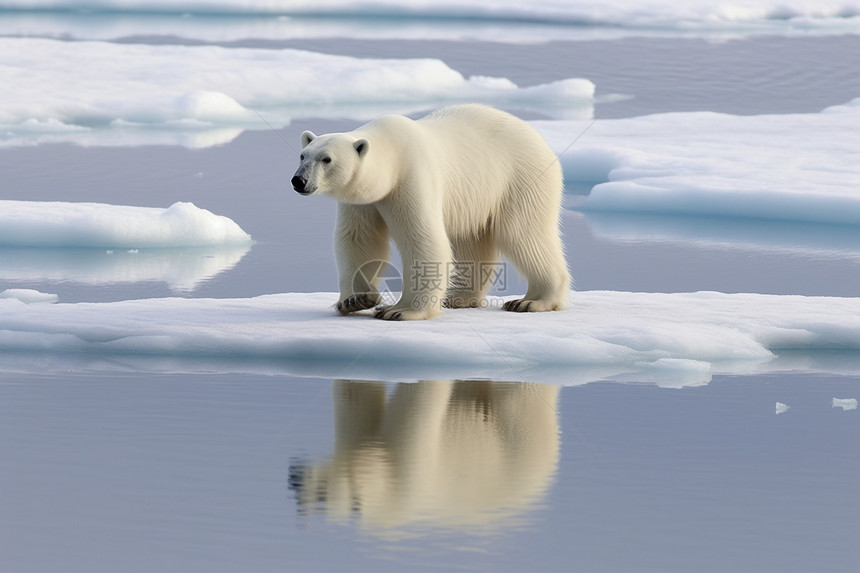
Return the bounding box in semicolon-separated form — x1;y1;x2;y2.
337;293;380;315
374;305;436;321
502;298;561;312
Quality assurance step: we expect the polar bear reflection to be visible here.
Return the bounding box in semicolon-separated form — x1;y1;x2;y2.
289;380;559;533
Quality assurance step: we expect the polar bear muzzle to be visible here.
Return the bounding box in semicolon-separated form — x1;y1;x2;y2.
291;174;312;195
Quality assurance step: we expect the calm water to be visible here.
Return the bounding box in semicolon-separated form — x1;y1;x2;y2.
2;372;857;572
1;34;859;572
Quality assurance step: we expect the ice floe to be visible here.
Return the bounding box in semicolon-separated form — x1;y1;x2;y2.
3;0;859;43
0;200;252;248
832;398;858;411
775;402;791;415
0;289;58;304
537;99;860;226
1;290;859;385
0;38;593;147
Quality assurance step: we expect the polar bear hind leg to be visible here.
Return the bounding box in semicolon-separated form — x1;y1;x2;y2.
497;174;570;313
499;231;569;312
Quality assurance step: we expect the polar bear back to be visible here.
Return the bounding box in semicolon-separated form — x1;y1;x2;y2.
356;104;562;240
422;105;562;238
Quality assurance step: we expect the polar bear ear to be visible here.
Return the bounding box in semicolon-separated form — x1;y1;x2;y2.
354;138;370;158
300;131;317;148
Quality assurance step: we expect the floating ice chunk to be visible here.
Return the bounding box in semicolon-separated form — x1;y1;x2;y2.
0;200;252;249
832;398;857;411
775;402;791;415
175;91;251;123
0;37;594;148
0;289;58;304
0;290;859;381
536;101;860;226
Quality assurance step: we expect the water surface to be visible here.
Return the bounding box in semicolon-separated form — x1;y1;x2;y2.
1;373;857;572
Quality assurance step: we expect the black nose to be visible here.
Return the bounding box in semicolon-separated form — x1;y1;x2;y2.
291;175;306;193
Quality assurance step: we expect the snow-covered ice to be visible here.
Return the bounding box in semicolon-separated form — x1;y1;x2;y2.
832;397;858;411
0;200;251;291
0;38;593;147
538;100;860;226
0;200;252;249
0;288;59;304
3;0;859;43
2;290;860;385
775;402;790;415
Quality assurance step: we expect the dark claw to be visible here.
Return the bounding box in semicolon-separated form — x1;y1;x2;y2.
338;293;378;315
374;308;403;321
503;299;533;312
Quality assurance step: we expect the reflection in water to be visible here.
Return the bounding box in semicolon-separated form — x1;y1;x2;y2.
0;245;251;292
0;125;247;150
289;380;559;536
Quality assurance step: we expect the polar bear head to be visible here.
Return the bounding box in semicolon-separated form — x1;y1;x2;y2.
291;131;373;202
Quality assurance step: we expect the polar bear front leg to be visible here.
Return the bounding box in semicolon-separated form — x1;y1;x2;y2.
335;203;390;315
375;213;451;321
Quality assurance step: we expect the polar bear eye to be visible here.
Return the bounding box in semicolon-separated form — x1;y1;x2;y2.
321;156;332;164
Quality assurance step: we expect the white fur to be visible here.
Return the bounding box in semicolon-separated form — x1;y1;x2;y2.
293;104;570;320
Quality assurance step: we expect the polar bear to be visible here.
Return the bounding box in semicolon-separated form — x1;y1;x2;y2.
289;379;560;532
291;104;570;320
